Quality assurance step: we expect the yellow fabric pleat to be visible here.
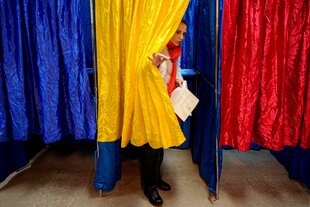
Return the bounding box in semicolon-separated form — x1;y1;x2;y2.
96;0;189;149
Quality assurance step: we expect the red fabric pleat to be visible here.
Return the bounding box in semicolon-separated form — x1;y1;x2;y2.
220;0;310;151
300;62;310;149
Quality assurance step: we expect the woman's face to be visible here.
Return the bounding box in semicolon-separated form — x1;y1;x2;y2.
170;22;187;46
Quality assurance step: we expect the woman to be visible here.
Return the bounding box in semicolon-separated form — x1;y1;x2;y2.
142;20;187;206
149;19;187;95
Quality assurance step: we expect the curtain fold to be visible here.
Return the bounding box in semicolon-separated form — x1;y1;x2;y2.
0;52;8;142
300;64;310;149
96;0;189;149
0;0;96;143
1;1;29;141
182;0;223;194
220;0;310;151
271;146;310;189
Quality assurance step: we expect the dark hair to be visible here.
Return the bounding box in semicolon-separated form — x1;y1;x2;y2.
181;19;187;26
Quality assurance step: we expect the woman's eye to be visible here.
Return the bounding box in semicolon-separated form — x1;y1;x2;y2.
176;30;181;34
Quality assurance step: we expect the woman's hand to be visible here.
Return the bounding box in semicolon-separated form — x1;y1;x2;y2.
148;53;170;68
175;79;183;87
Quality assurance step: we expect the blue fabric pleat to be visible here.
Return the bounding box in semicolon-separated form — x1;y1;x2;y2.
81;0;93;67
93;140;122;191
181;0;198;69
0;0;29;141
192;79;217;192
175;70;197;149
0;56;8;142
182;0;223;194
177;118;191;149
271;147;310;189
0;0;96;144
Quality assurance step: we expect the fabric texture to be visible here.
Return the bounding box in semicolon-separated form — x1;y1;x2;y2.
182;0;223;194
271;146;310;189
0;0;96;143
93;140;122;191
96;0;189;149
220;0;310;151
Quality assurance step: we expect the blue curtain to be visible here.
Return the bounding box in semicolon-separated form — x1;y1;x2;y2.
93;140;122;191
81;0;93;68
182;0;223;194
0;0;96;144
180;0;198;69
0;0;96;183
0;58;8;142
271;147;310;189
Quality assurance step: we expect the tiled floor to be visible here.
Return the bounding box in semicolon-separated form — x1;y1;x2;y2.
0;145;309;207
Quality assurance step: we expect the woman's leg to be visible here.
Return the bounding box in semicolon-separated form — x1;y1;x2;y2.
157;149;171;191
139;144;164;205
139;144;162;189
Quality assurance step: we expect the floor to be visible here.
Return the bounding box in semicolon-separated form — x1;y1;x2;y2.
0;145;309;207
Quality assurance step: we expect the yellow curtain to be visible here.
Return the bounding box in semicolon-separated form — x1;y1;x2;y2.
96;0;189;149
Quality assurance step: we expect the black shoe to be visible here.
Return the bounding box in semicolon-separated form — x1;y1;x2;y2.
143;187;163;206
157;179;171;191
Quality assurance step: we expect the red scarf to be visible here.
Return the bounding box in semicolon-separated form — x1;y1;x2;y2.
166;41;182;96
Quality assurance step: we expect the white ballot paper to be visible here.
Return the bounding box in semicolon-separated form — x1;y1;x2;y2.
170;81;199;122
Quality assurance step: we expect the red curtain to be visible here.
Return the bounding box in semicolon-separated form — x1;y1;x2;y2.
301;65;310;149
220;0;310;151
